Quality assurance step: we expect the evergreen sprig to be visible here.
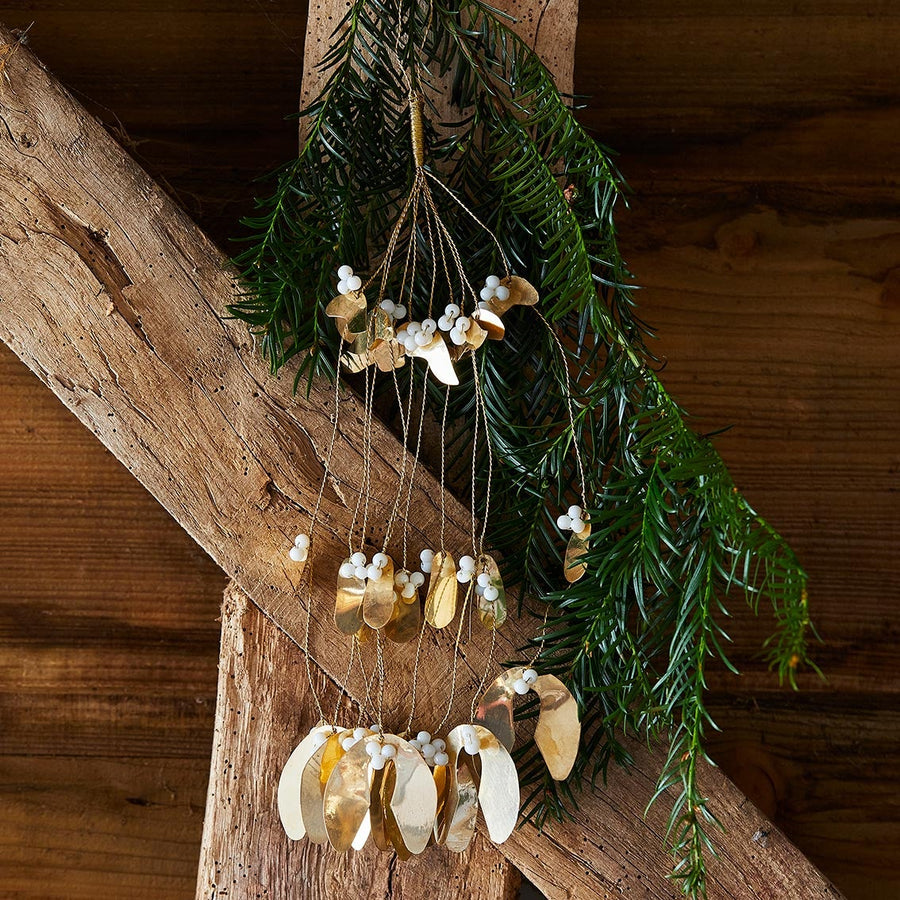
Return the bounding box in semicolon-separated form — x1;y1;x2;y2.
231;1;817;894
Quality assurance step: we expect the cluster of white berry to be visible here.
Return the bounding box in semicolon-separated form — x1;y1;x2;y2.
512;668;538;696
459;724;482;755
436;303;476;346
474;571;500;603
394;568;426;599
378;298;407;321
339;551;390;582
478;274;510;306
556;504;588;536
336;264;362;295
289;533;310;563
408;731;449;767
398;318;439;352
364;738;399;771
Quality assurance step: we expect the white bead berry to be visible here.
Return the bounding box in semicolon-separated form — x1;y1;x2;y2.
381;744;396;759
341;736;356;751
513;678;530;695
557;514;573;531
460;725;477;742
433;751;449;767
449;328;467;345
410;571;425;587
463;737;480;755
289;546;307;563
523;668;538;685
432;738;446;752
401;583;416;599
311;731;329;750
393;304;407;319
395;570;410;586
570;517;586;534
483;585;499;602
479;286;494;302
414;331;430;347
459;555;476;572
567;505;583;520
421;742;436;759
380;299;396;315
456;316;471;332
456;569;472;584
422;318;437;333
494;285;510;302
338;265;353;280
408;739;422;750
416;731;431;744
365;740;380;757
370;753;386;770
366;564;382;581
485;275;501;289
294;534;310;549
445;303;460;317
351;552;367;567
438;315;453;331
372;552;388;569
353;727;367;740
477;572;492;588
354;565;368;580
346;274;362;292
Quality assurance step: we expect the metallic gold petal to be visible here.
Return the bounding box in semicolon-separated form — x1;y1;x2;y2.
326;292;368;340
381;762;412;860
369;766;390;851
300;730;347;844
369;308;394;347
323;736;373;852
473;668;523;751
277;725;331;840
488;275;539;316
372;339;405;372
533;674;581;781
476;553;507;629
384;587;421;643
339;350;371;373
471;307;505;340
411;333;459;386
335;561;365;635
463;318;488;350
363;556;395;629
564;522;591;583
424;551;458;629
442;725;479;852
472;725;519;843
381;734;437;855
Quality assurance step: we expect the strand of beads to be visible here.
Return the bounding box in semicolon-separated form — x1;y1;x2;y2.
378;298;407;321
339;551;391;582
436;302;476;347
394;568;426;598
478;274;510;307
408;731;449;767
364;736;398;770
456;554;476;584
556;504;588;536
289;533;310;563
337;264;362;295
511;667;539;695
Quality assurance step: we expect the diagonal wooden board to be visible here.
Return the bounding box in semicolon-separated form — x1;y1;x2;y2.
0;21;842;900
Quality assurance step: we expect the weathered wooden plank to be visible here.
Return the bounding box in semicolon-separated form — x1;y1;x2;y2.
0;20;850;900
197;584;520;900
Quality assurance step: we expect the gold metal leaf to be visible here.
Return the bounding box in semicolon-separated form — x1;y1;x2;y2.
471;724;519;843
381;734;437;855
489;275;539;316
471;307;505;340
369;307;394;347
300;730;346;844
323;736;372;852
441;725;479;852
384;587;420;643
564;521;590;583
363;556;395;629
277;725;331;840
326;292;367;341
335;562;365;635
424;551;458;629
473;668;523;751
463;317;488;350
533;674;581;781
371;339;405;372
339;350;370;374
381;762;412;860
369;765;390;852
476;553;507;629
410;333;459;386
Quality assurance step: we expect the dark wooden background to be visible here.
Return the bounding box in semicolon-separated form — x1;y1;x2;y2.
0;2;898;898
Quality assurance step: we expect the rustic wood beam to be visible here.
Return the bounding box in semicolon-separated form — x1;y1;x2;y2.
0;23;842;899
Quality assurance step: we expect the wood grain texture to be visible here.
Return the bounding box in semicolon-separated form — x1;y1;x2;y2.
0;1;896;897
197;584;520;900
0;23;842;900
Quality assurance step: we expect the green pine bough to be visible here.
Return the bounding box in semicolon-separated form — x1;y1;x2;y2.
231;0;818;894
